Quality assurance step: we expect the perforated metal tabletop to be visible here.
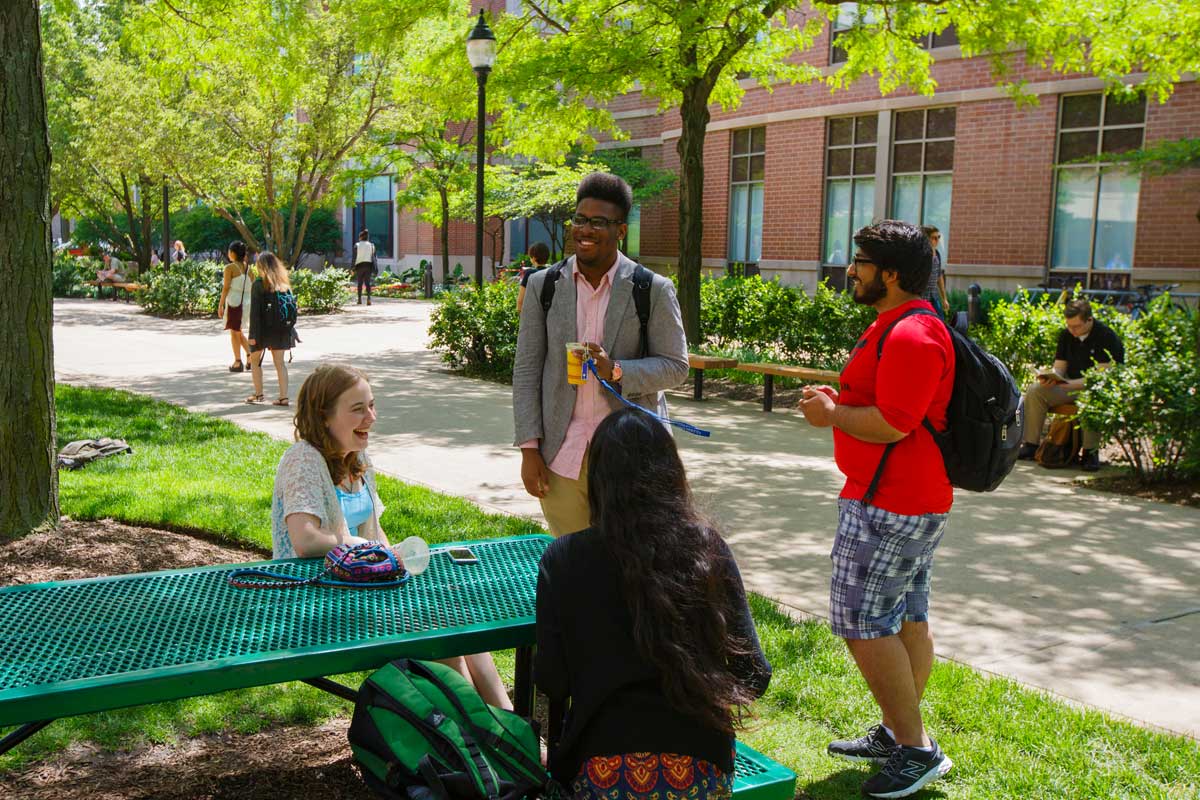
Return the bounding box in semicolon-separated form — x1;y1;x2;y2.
0;535;551;728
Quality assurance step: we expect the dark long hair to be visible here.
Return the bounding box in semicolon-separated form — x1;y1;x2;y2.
587;408;756;733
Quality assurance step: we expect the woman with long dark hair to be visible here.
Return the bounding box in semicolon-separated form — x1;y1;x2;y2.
218;240;253;372
535;407;771;800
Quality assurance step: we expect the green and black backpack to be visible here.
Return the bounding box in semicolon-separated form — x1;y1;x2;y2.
349;659;550;800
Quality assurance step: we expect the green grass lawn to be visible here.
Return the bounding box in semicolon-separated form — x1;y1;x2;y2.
2;385;1197;798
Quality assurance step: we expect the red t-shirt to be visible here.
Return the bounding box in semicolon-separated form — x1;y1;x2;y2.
834;299;956;515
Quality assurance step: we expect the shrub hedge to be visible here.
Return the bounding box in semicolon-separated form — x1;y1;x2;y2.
427;280;520;378
135;260;223;318
292;267;350;314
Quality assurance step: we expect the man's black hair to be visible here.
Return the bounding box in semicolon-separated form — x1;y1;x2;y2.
576;172;633;220
853;220;933;296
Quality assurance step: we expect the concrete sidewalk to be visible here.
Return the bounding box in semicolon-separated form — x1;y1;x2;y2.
53;298;1200;738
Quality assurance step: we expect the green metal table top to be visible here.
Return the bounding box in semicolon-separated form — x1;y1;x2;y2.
0;535;551;727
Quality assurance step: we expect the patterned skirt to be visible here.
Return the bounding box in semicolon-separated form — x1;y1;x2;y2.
569;752;732;800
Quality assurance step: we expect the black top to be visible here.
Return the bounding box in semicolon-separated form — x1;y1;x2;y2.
520;266;546;287
535;529;772;783
248;279;297;352
1054;320;1124;379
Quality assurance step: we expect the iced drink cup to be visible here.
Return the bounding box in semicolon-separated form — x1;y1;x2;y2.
566;342;588;385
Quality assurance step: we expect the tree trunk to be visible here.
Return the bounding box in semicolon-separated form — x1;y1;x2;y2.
675;82;711;346
439;187;450;283
0;0;59;538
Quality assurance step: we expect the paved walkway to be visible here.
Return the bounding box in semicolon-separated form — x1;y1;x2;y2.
53;298;1200;738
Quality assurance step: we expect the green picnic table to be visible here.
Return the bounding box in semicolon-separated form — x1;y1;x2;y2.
0;533;795;800
0;535;549;752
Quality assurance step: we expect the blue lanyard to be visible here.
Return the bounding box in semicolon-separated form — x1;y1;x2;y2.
586;360;711;438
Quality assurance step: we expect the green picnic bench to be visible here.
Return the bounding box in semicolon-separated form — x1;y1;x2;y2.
0;533;795;800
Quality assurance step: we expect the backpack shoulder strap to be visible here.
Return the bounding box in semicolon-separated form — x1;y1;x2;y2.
864;307;942;504
631;263;653;358
537;259;568;320
875;307;940;359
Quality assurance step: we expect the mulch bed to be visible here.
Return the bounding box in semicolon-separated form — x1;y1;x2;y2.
0;519;374;800
1079;475;1200;508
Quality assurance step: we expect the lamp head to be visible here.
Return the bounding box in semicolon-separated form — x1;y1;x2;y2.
466;10;496;72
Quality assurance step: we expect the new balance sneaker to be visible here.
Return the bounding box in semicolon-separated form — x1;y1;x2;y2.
860;740;953;798
827;724;896;764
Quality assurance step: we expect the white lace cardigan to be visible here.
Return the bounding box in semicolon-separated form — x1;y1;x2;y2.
270;439;387;559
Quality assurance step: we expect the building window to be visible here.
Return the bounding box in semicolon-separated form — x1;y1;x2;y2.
830;4;864;65
623;206;641;260
1050;93;1145;288
351;176;393;260
833;5;955;64
919;24;958;49
890;107;955;254
822;115;877;287
728;127;765;266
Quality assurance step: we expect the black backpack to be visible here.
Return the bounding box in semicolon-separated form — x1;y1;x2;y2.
263;288;298;334
865;308;1024;501
538;259;654;357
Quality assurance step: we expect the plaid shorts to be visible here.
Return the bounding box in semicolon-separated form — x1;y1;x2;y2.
829;498;949;640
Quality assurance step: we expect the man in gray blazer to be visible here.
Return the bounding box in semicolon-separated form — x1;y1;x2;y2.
513;173;689;536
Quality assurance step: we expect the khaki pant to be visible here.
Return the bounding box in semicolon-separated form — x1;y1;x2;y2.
539;449;591;537
1022;381;1100;450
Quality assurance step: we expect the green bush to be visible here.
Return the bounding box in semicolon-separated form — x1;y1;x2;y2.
698;275;872;369
1077;298;1200;483
291;267;350;314
428;281;519;378
135;259;223;318
52;252;100;298
970;291;1067;387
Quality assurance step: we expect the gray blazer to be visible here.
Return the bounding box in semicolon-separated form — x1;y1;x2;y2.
512;253;689;465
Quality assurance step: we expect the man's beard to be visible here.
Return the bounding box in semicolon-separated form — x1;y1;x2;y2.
851;271;887;306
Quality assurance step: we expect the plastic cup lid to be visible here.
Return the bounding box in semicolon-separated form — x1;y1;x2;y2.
397;536;431;576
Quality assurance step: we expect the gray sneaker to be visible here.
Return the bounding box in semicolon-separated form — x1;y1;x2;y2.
861;740;953;798
827;724;896;764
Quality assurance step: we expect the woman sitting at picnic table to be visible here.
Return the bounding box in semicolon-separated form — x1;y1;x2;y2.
271;363;513;710
535;407;772;800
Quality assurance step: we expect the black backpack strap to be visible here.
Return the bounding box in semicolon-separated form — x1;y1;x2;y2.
537;259;568;321
631;263;653;358
863;307;942;503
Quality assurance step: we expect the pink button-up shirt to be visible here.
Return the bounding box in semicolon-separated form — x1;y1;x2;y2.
520;258;619;480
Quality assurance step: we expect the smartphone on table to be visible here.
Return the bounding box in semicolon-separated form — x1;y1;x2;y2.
445;546;478;565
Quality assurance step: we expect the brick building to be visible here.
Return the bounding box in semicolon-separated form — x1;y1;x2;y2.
354;3;1200;294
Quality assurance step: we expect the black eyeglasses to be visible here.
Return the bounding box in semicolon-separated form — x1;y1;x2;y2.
569;214;625;230
852;256;875;267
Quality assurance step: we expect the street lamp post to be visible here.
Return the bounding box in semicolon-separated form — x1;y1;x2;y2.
466;9;496;289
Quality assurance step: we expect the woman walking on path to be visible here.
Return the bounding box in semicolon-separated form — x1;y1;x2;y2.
272;363;514;708
218;240;253;372
535;407;772;799
247;251;298;406
352;229;376;306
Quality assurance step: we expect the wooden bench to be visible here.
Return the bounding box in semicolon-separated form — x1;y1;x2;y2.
85;280;143;301
688;354;739;400
737;362;841;412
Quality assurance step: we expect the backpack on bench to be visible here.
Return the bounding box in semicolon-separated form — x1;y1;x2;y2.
56;438;133;470
349;659;549;800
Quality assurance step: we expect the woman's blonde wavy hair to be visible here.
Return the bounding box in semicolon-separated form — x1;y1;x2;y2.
256;251;291;292
294;363;370;487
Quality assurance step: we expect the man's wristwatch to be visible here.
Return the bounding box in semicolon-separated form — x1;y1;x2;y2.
610;360;623;382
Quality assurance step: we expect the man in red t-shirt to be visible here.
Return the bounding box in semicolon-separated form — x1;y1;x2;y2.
800;220;956;799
